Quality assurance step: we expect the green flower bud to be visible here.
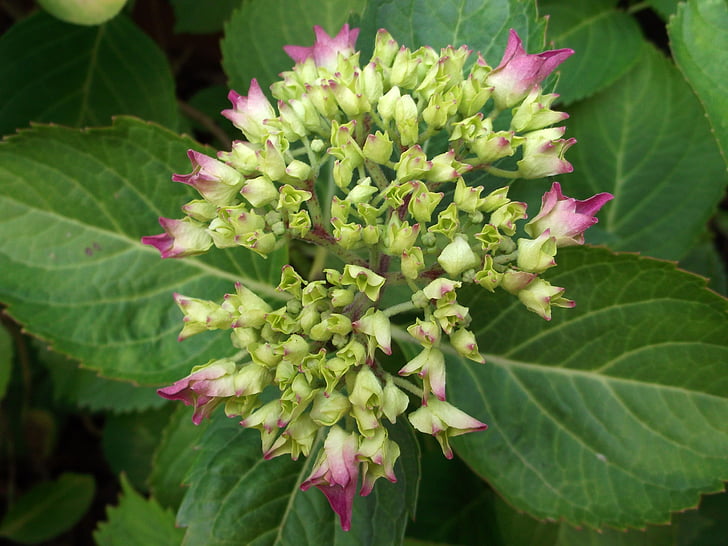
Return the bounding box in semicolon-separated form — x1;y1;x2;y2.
422;278;461;300
396;146;431;183
353;309;392;355
437;235;480;277
378;86;401;123
474;224;502;253
331;217;363;249
384;218;420;256
426;150;469;183
428;202;460;240
422;90;459;129
336;338;367;368
288;210;312;237
224;282;272;326
181;199;218;222
241;175;278;207
373;29;399;68
399;346;447;401
230;325;258;349
500;269;537;294
517;278;574;320
173;293;231;341
257;138;288;181
224;394;259;419
433;299;470;334
459;73;492;116
407;181;443;223
341;264;386;301
490;201;527;236
473;255;503;292
282;159;312;184
391;46;421;88
278;265;305;298
470;131;519;164
330;287;355;308
310;390;351;426
510;88;568;132
449;328;484;363
358;62;384;105
346;177;378;204
480;186;511;212
278;184;312;213
517;230;557;273
250;342;283;368
453;178;485;213
234;362;274;396
401;246;425;280
381;377;410;423
265;307;298;334
305;82;339;118
407;318;441;346
362;131;393;164
330;80;371;117
394;94;419;146
361;224;381;246
302;280;328;306
266;413;318;460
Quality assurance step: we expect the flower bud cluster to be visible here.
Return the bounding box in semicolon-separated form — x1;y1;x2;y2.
145;24;612;530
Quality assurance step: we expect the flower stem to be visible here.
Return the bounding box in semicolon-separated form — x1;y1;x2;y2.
390;375;424;398
383;300;419;318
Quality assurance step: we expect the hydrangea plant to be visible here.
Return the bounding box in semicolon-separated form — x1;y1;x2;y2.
143;24;612;529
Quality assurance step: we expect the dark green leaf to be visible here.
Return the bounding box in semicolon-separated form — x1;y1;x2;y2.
102;405;175;492
170;0;241;34
647;0;680;20
449;246;728;529
149;404;211;510
0;118;287;384
359;0;544;60
178;415;418;545
565;45;726;260
93;474;185;546
0;473;95;544
678;234;727;296
38;343;167;413
0;322;12;400
539;0;644;104
669;0;728;167
0;13;179;135
221;0;366;97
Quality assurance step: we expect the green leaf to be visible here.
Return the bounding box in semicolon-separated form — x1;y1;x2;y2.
221;0;366;97
647;0;680;20
0;322;12;400
178;416;419;545
564;45;726;260
449;246;728;529
94;474;185;546
149;404;211;510
538;0;644;104
669;0;728;167
0;473;95;544
359;0;544;60
102;405;175;492
38;343;168;413
170;0;241;34
0;118;287;384
0;13;179;135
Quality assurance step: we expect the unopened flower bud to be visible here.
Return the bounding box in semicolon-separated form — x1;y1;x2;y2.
517;230;557;273
438;236;480;277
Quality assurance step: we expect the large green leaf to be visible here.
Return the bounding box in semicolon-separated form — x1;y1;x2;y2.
94;474;185;546
669;0;728;167
538;0;644;104
358;0;544;60
0;473;95;544
0;13;179;135
565;45;726;260
221;0;366;97
177;415;419;545
170;0;241;34
448;246;728;529
149;405;211;510
0;118;287;384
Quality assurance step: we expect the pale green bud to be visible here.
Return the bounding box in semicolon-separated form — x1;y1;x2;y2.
250;341;283;368
257;138;288;181
346;177;378;204
351;405;381;437
301;280;328;306
361;224;381;246
353;308;392;355
182;199;218;222
358;62;384;105
282;159;312;184
341;264;386;302
510;88;568;133
517;230;557;273
241;175;278;207
480;186;511;212
391;46;421;88
450;112;490;142
474;224;502;253
401;246;425;280
453;178;484;213
407;317;441;346
359;428;400;494
517;278;574;320
449;328;484;363
384;218;421;256
305;82;339;118
220;140;260;175
330;287;355;308
173;293;231;340
224;395;259;419
459;74;492;116
394;94;420;146
265;307;298;334
310;390;351;426
428;202;460;240
237;230;277;257
399;347;447;401
378;85;401;123
500;269;537;294
373;29;399;68
298;304;320;334
332;157;356;188
288;210;311;237
438;235;480;277
381;377;410;423
473;255;503;292
426;150;469;183
408;181;443;223
310;313;353;341
336;338;367;368
470;131;519;163
224;281;272;325
362;131;393;164
383;182;414;208
433;300;470;334
331;217;363;249
349;365;383;408
277;184;312;213
422;90;458;129
230;326;258;349
266;413;318;460
234;362;274;395
330;79;370;117
422;278;461;301
490;201;527;236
